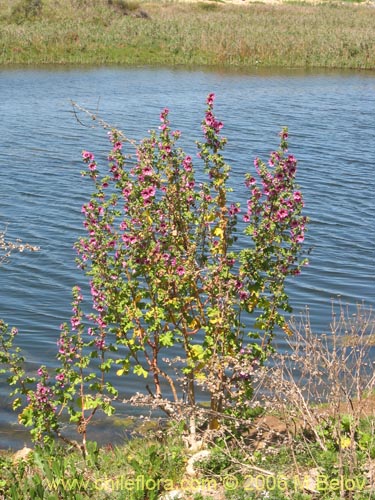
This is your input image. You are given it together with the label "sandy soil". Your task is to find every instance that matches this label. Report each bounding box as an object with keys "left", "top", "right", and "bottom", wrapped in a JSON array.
[
  {"left": 175, "top": 0, "right": 371, "bottom": 5},
  {"left": 176, "top": 0, "right": 286, "bottom": 3}
]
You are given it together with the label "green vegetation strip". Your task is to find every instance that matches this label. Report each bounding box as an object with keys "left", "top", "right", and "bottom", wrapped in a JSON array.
[{"left": 0, "top": 0, "right": 374, "bottom": 69}]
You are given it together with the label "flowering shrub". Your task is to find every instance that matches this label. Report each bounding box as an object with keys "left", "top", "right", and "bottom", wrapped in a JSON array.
[{"left": 0, "top": 94, "right": 307, "bottom": 451}]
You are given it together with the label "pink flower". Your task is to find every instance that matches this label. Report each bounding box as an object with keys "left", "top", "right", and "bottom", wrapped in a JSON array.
[
  {"left": 204, "top": 110, "right": 223, "bottom": 134},
  {"left": 229, "top": 204, "right": 240, "bottom": 216},
  {"left": 96, "top": 317, "right": 107, "bottom": 329},
  {"left": 160, "top": 108, "right": 169, "bottom": 122},
  {"left": 95, "top": 338, "right": 106, "bottom": 350},
  {"left": 141, "top": 186, "right": 156, "bottom": 200},
  {"left": 277, "top": 208, "right": 289, "bottom": 220},
  {"left": 235, "top": 280, "right": 243, "bottom": 290},
  {"left": 251, "top": 188, "right": 261, "bottom": 200},
  {"left": 71, "top": 316, "right": 81, "bottom": 330},
  {"left": 293, "top": 191, "right": 302, "bottom": 202},
  {"left": 207, "top": 93, "right": 215, "bottom": 106},
  {"left": 205, "top": 112, "right": 214, "bottom": 127},
  {"left": 286, "top": 155, "right": 297, "bottom": 174},
  {"left": 158, "top": 222, "right": 167, "bottom": 234},
  {"left": 245, "top": 176, "right": 256, "bottom": 187},
  {"left": 183, "top": 155, "right": 193, "bottom": 172},
  {"left": 142, "top": 166, "right": 153, "bottom": 176},
  {"left": 295, "top": 234, "right": 305, "bottom": 243},
  {"left": 279, "top": 130, "right": 288, "bottom": 141},
  {"left": 122, "top": 234, "right": 138, "bottom": 246},
  {"left": 176, "top": 266, "right": 185, "bottom": 276},
  {"left": 122, "top": 186, "right": 132, "bottom": 199},
  {"left": 82, "top": 151, "right": 94, "bottom": 162},
  {"left": 253, "top": 158, "right": 261, "bottom": 169},
  {"left": 55, "top": 373, "right": 65, "bottom": 386}
]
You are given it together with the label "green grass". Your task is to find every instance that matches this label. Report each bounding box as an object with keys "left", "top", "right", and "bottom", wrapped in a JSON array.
[
  {"left": 3, "top": 413, "right": 375, "bottom": 500},
  {"left": 0, "top": 0, "right": 374, "bottom": 68},
  {"left": 0, "top": 432, "right": 188, "bottom": 499}
]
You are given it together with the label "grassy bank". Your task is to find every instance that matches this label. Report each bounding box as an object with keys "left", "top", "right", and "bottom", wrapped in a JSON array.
[
  {"left": 3, "top": 407, "right": 375, "bottom": 500},
  {"left": 0, "top": 0, "right": 374, "bottom": 69},
  {"left": 1, "top": 305, "right": 375, "bottom": 499}
]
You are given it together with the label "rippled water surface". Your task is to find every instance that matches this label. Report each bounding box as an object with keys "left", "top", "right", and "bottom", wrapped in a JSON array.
[{"left": 1, "top": 67, "right": 374, "bottom": 448}]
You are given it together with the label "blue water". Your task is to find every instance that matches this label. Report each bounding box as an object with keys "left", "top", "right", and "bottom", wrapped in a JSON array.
[{"left": 0, "top": 66, "right": 374, "bottom": 448}]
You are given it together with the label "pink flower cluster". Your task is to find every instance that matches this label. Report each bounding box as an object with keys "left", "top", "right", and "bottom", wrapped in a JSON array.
[
  {"left": 203, "top": 110, "right": 223, "bottom": 136},
  {"left": 57, "top": 330, "right": 77, "bottom": 361},
  {"left": 141, "top": 185, "right": 156, "bottom": 201},
  {"left": 34, "top": 383, "right": 53, "bottom": 406},
  {"left": 82, "top": 150, "right": 97, "bottom": 173}
]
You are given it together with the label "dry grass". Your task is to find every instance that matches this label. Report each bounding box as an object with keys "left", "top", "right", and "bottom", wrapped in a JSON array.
[{"left": 251, "top": 303, "right": 375, "bottom": 485}]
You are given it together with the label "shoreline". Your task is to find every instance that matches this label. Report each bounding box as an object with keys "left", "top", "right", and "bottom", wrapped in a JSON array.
[{"left": 0, "top": 0, "right": 374, "bottom": 69}]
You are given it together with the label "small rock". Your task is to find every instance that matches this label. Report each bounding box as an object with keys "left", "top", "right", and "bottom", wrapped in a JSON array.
[
  {"left": 302, "top": 467, "right": 322, "bottom": 493},
  {"left": 12, "top": 446, "right": 33, "bottom": 463},
  {"left": 186, "top": 449, "right": 211, "bottom": 476},
  {"left": 159, "top": 490, "right": 184, "bottom": 500}
]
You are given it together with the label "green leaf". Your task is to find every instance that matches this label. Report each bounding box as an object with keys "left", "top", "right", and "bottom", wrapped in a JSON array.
[
  {"left": 190, "top": 344, "right": 205, "bottom": 361},
  {"left": 159, "top": 331, "right": 174, "bottom": 347},
  {"left": 133, "top": 365, "right": 148, "bottom": 378},
  {"left": 12, "top": 397, "right": 22, "bottom": 410},
  {"left": 102, "top": 401, "right": 115, "bottom": 416},
  {"left": 99, "top": 359, "right": 114, "bottom": 372},
  {"left": 19, "top": 406, "right": 34, "bottom": 427},
  {"left": 76, "top": 395, "right": 100, "bottom": 410}
]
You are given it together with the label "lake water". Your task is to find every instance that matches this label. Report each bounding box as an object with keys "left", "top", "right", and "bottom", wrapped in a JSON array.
[{"left": 0, "top": 66, "right": 374, "bottom": 449}]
